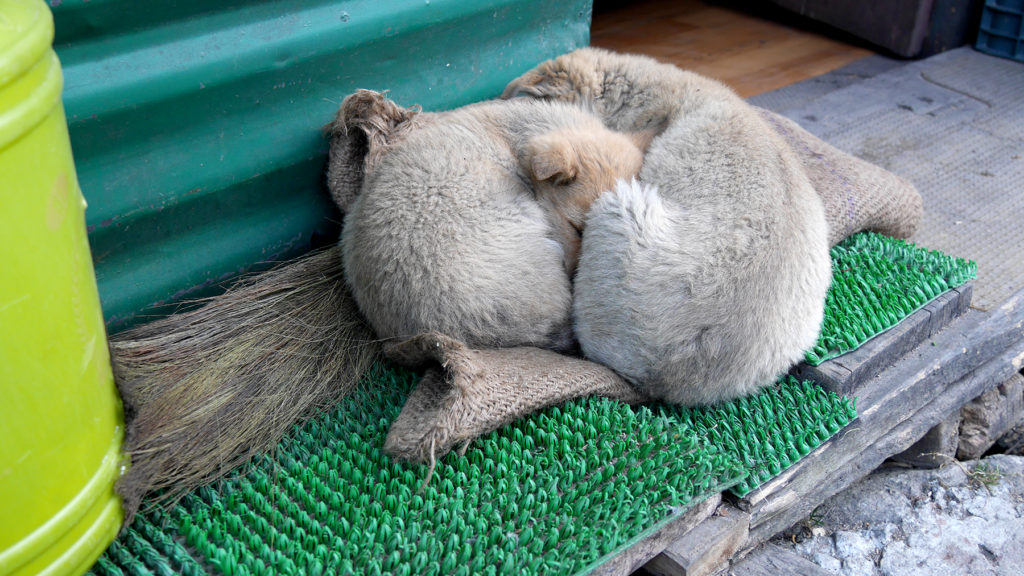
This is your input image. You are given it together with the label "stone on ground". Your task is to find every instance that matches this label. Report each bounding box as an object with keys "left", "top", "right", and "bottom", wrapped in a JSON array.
[{"left": 770, "top": 454, "right": 1024, "bottom": 576}]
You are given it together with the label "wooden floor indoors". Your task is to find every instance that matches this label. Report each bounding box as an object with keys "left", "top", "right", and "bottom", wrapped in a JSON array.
[{"left": 590, "top": 0, "right": 874, "bottom": 98}]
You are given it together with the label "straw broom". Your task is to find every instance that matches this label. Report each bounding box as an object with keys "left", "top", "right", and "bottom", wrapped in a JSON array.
[
  {"left": 108, "top": 91, "right": 414, "bottom": 524},
  {"left": 109, "top": 247, "right": 379, "bottom": 523}
]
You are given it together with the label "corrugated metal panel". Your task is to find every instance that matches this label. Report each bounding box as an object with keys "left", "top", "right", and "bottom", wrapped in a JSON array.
[{"left": 50, "top": 0, "right": 593, "bottom": 330}]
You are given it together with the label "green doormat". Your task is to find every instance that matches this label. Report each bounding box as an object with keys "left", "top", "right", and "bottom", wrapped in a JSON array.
[
  {"left": 88, "top": 231, "right": 972, "bottom": 575},
  {"left": 670, "top": 377, "right": 857, "bottom": 497},
  {"left": 90, "top": 369, "right": 856, "bottom": 576},
  {"left": 805, "top": 232, "right": 977, "bottom": 365},
  {"left": 91, "top": 371, "right": 855, "bottom": 576},
  {"left": 91, "top": 366, "right": 748, "bottom": 576}
]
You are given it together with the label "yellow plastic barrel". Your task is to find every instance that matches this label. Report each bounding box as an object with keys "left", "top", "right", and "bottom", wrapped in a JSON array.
[{"left": 0, "top": 1, "right": 125, "bottom": 575}]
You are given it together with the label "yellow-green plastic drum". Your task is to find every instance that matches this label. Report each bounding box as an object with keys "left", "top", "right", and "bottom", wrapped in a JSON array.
[{"left": 0, "top": 1, "right": 124, "bottom": 574}]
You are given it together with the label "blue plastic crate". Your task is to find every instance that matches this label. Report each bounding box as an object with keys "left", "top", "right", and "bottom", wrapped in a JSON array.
[{"left": 976, "top": 0, "right": 1024, "bottom": 61}]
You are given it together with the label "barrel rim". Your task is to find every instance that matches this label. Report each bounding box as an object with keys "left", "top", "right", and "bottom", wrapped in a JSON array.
[{"left": 0, "top": 0, "right": 55, "bottom": 89}]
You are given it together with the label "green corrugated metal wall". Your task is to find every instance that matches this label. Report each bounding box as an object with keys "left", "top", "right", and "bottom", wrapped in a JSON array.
[{"left": 50, "top": 0, "right": 592, "bottom": 330}]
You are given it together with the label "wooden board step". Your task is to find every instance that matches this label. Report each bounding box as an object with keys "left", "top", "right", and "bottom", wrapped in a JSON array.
[
  {"left": 640, "top": 287, "right": 1024, "bottom": 576},
  {"left": 727, "top": 543, "right": 837, "bottom": 576},
  {"left": 791, "top": 283, "right": 974, "bottom": 396}
]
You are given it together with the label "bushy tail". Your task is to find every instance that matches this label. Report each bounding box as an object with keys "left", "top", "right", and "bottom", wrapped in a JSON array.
[{"left": 111, "top": 247, "right": 379, "bottom": 524}]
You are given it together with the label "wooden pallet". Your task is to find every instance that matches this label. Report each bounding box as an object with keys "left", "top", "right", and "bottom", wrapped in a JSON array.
[
  {"left": 791, "top": 284, "right": 974, "bottom": 395},
  {"left": 644, "top": 287, "right": 1024, "bottom": 575},
  {"left": 578, "top": 282, "right": 1024, "bottom": 576}
]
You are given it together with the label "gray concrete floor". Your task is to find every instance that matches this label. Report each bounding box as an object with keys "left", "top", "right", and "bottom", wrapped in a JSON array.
[{"left": 750, "top": 47, "right": 1024, "bottom": 313}]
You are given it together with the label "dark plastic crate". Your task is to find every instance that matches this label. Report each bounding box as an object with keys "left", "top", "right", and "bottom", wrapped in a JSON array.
[{"left": 976, "top": 0, "right": 1024, "bottom": 61}]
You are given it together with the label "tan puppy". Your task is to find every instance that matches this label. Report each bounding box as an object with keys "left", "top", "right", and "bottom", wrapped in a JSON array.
[
  {"left": 523, "top": 127, "right": 647, "bottom": 275},
  {"left": 505, "top": 49, "right": 832, "bottom": 405},
  {"left": 330, "top": 91, "right": 648, "bottom": 352}
]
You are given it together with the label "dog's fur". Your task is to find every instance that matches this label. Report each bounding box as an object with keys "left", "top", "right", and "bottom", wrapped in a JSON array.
[
  {"left": 524, "top": 127, "right": 647, "bottom": 275},
  {"left": 333, "top": 91, "right": 646, "bottom": 351},
  {"left": 505, "top": 48, "right": 833, "bottom": 405}
]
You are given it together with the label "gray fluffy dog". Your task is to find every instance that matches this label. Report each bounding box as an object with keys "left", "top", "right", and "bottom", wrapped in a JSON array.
[
  {"left": 504, "top": 48, "right": 833, "bottom": 405},
  {"left": 330, "top": 90, "right": 646, "bottom": 352}
]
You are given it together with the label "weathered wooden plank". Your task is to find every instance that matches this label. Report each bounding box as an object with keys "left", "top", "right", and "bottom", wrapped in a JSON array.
[
  {"left": 644, "top": 504, "right": 750, "bottom": 576},
  {"left": 727, "top": 543, "right": 836, "bottom": 576},
  {"left": 744, "top": 286, "right": 1023, "bottom": 509},
  {"left": 929, "top": 284, "right": 974, "bottom": 334},
  {"left": 743, "top": 335, "right": 1024, "bottom": 547},
  {"left": 889, "top": 412, "right": 962, "bottom": 468},
  {"left": 734, "top": 288, "right": 1024, "bottom": 541},
  {"left": 957, "top": 372, "right": 1024, "bottom": 459},
  {"left": 739, "top": 309, "right": 982, "bottom": 513},
  {"left": 588, "top": 493, "right": 721, "bottom": 576},
  {"left": 791, "top": 283, "right": 974, "bottom": 395},
  {"left": 789, "top": 360, "right": 853, "bottom": 395}
]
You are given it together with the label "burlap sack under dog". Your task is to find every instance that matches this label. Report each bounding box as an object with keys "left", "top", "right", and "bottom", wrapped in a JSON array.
[
  {"left": 756, "top": 107, "right": 923, "bottom": 246},
  {"left": 382, "top": 332, "right": 647, "bottom": 468},
  {"left": 378, "top": 107, "right": 924, "bottom": 466}
]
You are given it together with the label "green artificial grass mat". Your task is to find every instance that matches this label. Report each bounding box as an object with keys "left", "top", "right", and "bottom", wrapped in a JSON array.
[
  {"left": 670, "top": 377, "right": 857, "bottom": 497},
  {"left": 91, "top": 371, "right": 854, "bottom": 576},
  {"left": 90, "top": 366, "right": 749, "bottom": 576},
  {"left": 89, "top": 371, "right": 854, "bottom": 576},
  {"left": 89, "top": 231, "right": 974, "bottom": 575},
  {"left": 804, "top": 232, "right": 976, "bottom": 365}
]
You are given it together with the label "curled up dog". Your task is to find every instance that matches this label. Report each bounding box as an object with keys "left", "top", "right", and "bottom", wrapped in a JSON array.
[
  {"left": 505, "top": 48, "right": 834, "bottom": 405},
  {"left": 331, "top": 90, "right": 650, "bottom": 351}
]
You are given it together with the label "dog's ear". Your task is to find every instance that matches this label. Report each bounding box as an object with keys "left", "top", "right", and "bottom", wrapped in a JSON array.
[
  {"left": 526, "top": 133, "right": 578, "bottom": 185},
  {"left": 324, "top": 90, "right": 421, "bottom": 213},
  {"left": 502, "top": 61, "right": 572, "bottom": 100}
]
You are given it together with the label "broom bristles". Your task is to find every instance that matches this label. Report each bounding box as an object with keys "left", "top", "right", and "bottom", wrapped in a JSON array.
[{"left": 110, "top": 246, "right": 380, "bottom": 524}]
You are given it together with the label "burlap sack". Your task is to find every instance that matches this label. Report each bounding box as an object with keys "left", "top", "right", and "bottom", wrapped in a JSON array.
[
  {"left": 383, "top": 333, "right": 646, "bottom": 468},
  {"left": 383, "top": 111, "right": 924, "bottom": 465},
  {"left": 757, "top": 108, "right": 923, "bottom": 246}
]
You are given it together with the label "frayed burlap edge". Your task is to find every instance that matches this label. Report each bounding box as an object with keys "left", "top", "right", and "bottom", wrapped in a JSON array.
[{"left": 382, "top": 333, "right": 648, "bottom": 471}]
